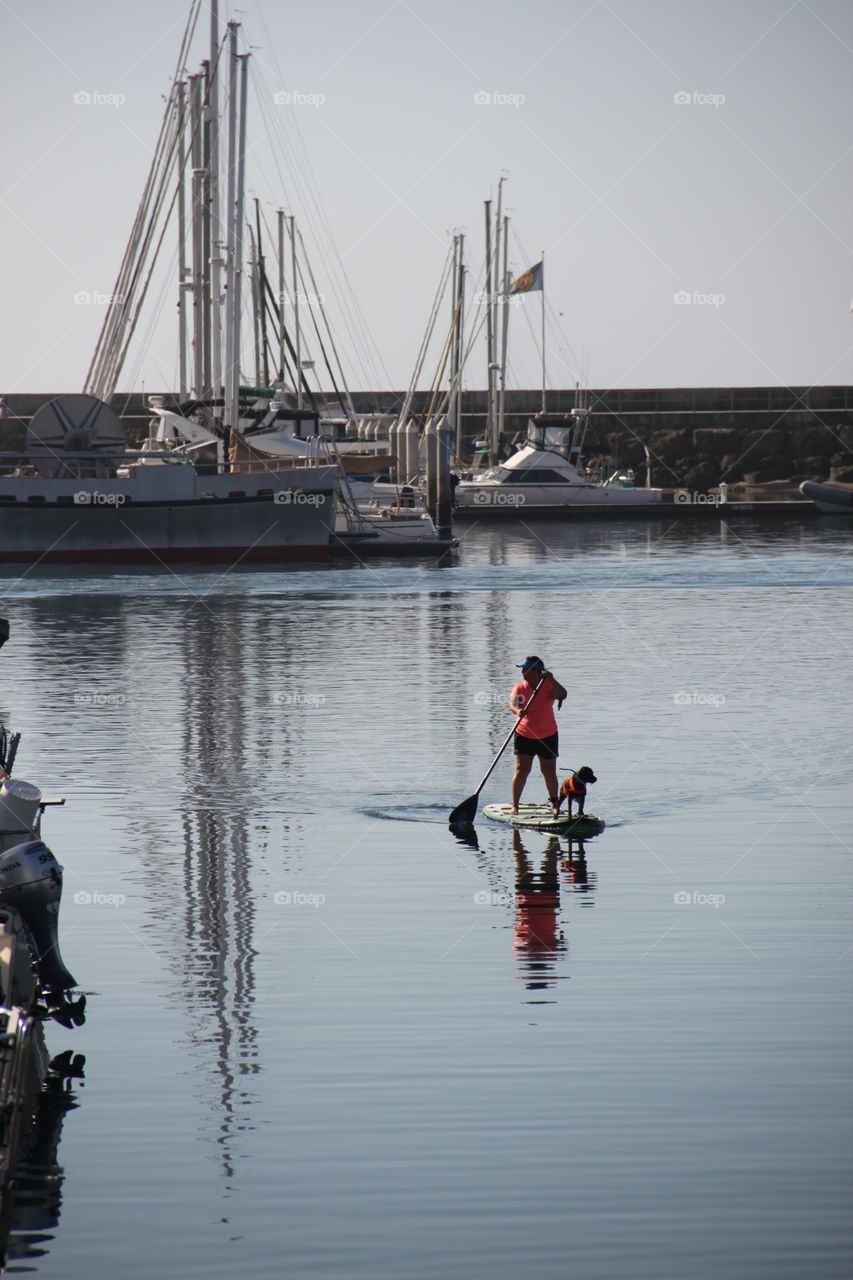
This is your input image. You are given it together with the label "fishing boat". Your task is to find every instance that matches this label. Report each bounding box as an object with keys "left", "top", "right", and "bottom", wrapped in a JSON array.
[
  {"left": 799, "top": 480, "right": 853, "bottom": 514},
  {"left": 453, "top": 410, "right": 662, "bottom": 514}
]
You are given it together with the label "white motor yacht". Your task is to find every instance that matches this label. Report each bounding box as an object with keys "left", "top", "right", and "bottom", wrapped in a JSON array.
[{"left": 453, "top": 412, "right": 662, "bottom": 514}]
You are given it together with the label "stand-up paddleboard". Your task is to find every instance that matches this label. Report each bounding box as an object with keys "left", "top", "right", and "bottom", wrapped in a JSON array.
[{"left": 483, "top": 804, "right": 605, "bottom": 836}]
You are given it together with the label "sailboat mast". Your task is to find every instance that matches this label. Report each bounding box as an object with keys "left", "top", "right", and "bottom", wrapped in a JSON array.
[
  {"left": 224, "top": 25, "right": 248, "bottom": 434},
  {"left": 176, "top": 80, "right": 189, "bottom": 399},
  {"left": 448, "top": 234, "right": 460, "bottom": 455},
  {"left": 254, "top": 200, "right": 270, "bottom": 386},
  {"left": 484, "top": 199, "right": 494, "bottom": 467},
  {"left": 455, "top": 232, "right": 465, "bottom": 460},
  {"left": 540, "top": 249, "right": 546, "bottom": 414},
  {"left": 492, "top": 177, "right": 503, "bottom": 457},
  {"left": 189, "top": 72, "right": 205, "bottom": 398},
  {"left": 208, "top": 0, "right": 223, "bottom": 400},
  {"left": 248, "top": 225, "right": 260, "bottom": 385},
  {"left": 277, "top": 209, "right": 286, "bottom": 387},
  {"left": 498, "top": 213, "right": 509, "bottom": 442},
  {"left": 233, "top": 53, "right": 250, "bottom": 402},
  {"left": 290, "top": 215, "right": 302, "bottom": 410},
  {"left": 201, "top": 59, "right": 213, "bottom": 397}
]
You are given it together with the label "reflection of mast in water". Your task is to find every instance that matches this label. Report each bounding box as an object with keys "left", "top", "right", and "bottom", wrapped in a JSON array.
[
  {"left": 512, "top": 831, "right": 566, "bottom": 997},
  {"left": 175, "top": 609, "right": 262, "bottom": 1184}
]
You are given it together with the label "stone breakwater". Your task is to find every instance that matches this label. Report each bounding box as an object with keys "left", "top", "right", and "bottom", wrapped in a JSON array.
[
  {"left": 598, "top": 422, "right": 853, "bottom": 491},
  {"left": 2, "top": 386, "right": 851, "bottom": 491}
]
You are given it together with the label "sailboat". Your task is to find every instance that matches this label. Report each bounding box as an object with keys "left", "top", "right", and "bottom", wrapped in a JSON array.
[
  {"left": 454, "top": 194, "right": 662, "bottom": 514},
  {"left": 0, "top": 4, "right": 345, "bottom": 565}
]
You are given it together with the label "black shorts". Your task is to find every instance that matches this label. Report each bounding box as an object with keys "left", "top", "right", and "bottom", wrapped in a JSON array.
[{"left": 514, "top": 732, "right": 558, "bottom": 760}]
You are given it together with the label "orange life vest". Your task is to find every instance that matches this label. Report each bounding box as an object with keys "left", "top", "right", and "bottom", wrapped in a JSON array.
[{"left": 560, "top": 773, "right": 585, "bottom": 800}]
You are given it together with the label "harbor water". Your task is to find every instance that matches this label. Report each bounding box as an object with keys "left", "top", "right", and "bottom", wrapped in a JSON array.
[{"left": 1, "top": 516, "right": 851, "bottom": 1279}]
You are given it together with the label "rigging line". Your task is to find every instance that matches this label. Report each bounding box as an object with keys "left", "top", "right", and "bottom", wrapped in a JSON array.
[
  {"left": 122, "top": 237, "right": 182, "bottom": 395},
  {"left": 510, "top": 220, "right": 583, "bottom": 382},
  {"left": 88, "top": 102, "right": 179, "bottom": 393},
  {"left": 258, "top": 270, "right": 320, "bottom": 409},
  {"left": 95, "top": 21, "right": 232, "bottom": 399},
  {"left": 245, "top": 57, "right": 388, "bottom": 391},
  {"left": 255, "top": 202, "right": 312, "bottom": 396},
  {"left": 87, "top": 0, "right": 204, "bottom": 394},
  {"left": 247, "top": 86, "right": 380, "bottom": 391},
  {"left": 101, "top": 113, "right": 183, "bottom": 397},
  {"left": 245, "top": 3, "right": 392, "bottom": 387},
  {"left": 296, "top": 228, "right": 354, "bottom": 415},
  {"left": 396, "top": 241, "right": 454, "bottom": 427},
  {"left": 112, "top": 175, "right": 185, "bottom": 400}
]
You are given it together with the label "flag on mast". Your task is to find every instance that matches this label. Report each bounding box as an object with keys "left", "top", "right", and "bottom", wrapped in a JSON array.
[{"left": 509, "top": 260, "right": 543, "bottom": 295}]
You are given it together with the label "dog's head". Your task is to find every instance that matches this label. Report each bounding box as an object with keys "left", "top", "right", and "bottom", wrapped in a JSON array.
[{"left": 575, "top": 766, "right": 597, "bottom": 785}]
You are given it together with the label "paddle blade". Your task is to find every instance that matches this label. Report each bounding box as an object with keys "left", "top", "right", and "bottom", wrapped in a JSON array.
[{"left": 449, "top": 794, "right": 478, "bottom": 826}]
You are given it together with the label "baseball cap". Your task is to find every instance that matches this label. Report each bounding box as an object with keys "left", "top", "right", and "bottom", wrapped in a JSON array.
[{"left": 517, "top": 655, "right": 544, "bottom": 672}]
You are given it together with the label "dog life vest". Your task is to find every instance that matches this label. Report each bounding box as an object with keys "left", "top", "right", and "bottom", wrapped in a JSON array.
[{"left": 560, "top": 773, "right": 586, "bottom": 801}]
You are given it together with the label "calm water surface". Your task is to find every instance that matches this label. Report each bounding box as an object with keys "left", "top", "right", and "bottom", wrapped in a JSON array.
[{"left": 1, "top": 517, "right": 851, "bottom": 1279}]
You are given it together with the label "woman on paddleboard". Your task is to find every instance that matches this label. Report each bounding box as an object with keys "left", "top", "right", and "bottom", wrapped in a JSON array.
[{"left": 508, "top": 656, "right": 567, "bottom": 817}]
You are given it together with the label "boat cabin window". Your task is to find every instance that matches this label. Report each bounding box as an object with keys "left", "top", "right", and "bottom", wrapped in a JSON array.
[
  {"left": 526, "top": 421, "right": 574, "bottom": 459},
  {"left": 497, "top": 467, "right": 568, "bottom": 484}
]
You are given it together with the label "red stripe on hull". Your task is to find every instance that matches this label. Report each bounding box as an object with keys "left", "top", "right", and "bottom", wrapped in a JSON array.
[{"left": 0, "top": 544, "right": 330, "bottom": 565}]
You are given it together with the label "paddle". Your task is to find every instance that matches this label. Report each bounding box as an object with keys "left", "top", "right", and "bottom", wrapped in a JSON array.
[{"left": 449, "top": 676, "right": 546, "bottom": 826}]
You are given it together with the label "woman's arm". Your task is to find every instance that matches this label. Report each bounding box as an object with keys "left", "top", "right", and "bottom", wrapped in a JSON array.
[{"left": 543, "top": 670, "right": 567, "bottom": 701}]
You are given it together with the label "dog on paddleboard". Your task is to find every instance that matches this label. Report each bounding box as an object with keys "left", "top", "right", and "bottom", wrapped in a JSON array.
[{"left": 556, "top": 766, "right": 597, "bottom": 817}]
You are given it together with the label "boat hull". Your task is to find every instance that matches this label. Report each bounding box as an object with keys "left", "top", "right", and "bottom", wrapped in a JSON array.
[
  {"left": 799, "top": 480, "right": 853, "bottom": 514},
  {"left": 454, "top": 483, "right": 662, "bottom": 513},
  {"left": 0, "top": 466, "right": 338, "bottom": 564}
]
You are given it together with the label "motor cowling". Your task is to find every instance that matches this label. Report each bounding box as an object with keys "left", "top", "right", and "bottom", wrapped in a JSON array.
[{"left": 0, "top": 839, "right": 76, "bottom": 993}]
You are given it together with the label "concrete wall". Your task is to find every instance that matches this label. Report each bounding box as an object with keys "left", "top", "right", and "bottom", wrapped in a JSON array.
[{"left": 2, "top": 387, "right": 851, "bottom": 487}]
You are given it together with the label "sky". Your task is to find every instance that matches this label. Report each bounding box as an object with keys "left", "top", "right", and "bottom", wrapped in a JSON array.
[{"left": 1, "top": 0, "right": 851, "bottom": 395}]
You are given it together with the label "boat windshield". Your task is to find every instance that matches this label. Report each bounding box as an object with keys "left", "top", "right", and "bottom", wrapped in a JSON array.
[{"left": 526, "top": 420, "right": 574, "bottom": 459}]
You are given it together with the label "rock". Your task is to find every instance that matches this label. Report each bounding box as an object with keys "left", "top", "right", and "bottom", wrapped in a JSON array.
[
  {"left": 741, "top": 452, "right": 792, "bottom": 483},
  {"left": 649, "top": 431, "right": 690, "bottom": 464},
  {"left": 691, "top": 427, "right": 740, "bottom": 456},
  {"left": 829, "top": 463, "right": 853, "bottom": 483},
  {"left": 682, "top": 458, "right": 722, "bottom": 490}
]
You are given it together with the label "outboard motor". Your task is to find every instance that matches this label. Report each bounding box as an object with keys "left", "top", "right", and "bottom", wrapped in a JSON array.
[{"left": 0, "top": 839, "right": 76, "bottom": 993}]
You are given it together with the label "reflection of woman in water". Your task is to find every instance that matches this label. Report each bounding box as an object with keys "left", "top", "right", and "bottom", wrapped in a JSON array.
[{"left": 512, "top": 832, "right": 566, "bottom": 990}]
